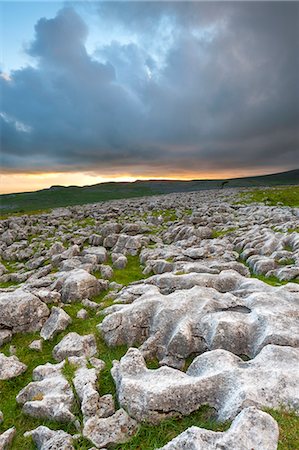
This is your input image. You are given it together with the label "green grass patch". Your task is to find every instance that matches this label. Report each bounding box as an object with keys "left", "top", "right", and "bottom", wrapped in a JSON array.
[
  {"left": 211, "top": 227, "right": 238, "bottom": 238},
  {"left": 267, "top": 409, "right": 299, "bottom": 450},
  {"left": 239, "top": 186, "right": 299, "bottom": 207},
  {"left": 111, "top": 255, "right": 148, "bottom": 286},
  {"left": 0, "top": 280, "right": 20, "bottom": 288}
]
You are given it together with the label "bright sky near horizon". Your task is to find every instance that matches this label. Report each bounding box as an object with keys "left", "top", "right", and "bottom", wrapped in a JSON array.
[{"left": 1, "top": 1, "right": 299, "bottom": 193}]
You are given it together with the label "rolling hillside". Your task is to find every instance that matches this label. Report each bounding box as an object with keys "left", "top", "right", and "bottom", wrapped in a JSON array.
[{"left": 1, "top": 169, "right": 298, "bottom": 215}]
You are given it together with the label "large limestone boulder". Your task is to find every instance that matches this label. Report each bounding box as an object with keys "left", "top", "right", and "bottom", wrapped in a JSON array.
[
  {"left": 112, "top": 345, "right": 299, "bottom": 423},
  {"left": 52, "top": 332, "right": 97, "bottom": 362},
  {"left": 0, "top": 289, "right": 49, "bottom": 333},
  {"left": 0, "top": 353, "right": 27, "bottom": 380},
  {"left": 100, "top": 273, "right": 299, "bottom": 367},
  {"left": 158, "top": 407, "right": 278, "bottom": 450},
  {"left": 61, "top": 269, "right": 102, "bottom": 302}
]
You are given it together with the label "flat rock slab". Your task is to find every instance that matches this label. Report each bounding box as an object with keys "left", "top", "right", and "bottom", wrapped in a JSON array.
[
  {"left": 52, "top": 332, "right": 97, "bottom": 362},
  {"left": 0, "top": 353, "right": 27, "bottom": 380},
  {"left": 158, "top": 407, "right": 278, "bottom": 450},
  {"left": 112, "top": 345, "right": 299, "bottom": 423}
]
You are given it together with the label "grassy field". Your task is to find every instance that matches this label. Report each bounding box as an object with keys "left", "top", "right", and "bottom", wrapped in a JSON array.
[
  {"left": 1, "top": 169, "right": 298, "bottom": 216},
  {"left": 239, "top": 185, "right": 299, "bottom": 207}
]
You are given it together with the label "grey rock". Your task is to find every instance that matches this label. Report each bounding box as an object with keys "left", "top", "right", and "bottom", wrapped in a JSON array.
[
  {"left": 0, "top": 353, "right": 27, "bottom": 380},
  {"left": 16, "top": 364, "right": 75, "bottom": 422},
  {"left": 112, "top": 255, "right": 127, "bottom": 269},
  {"left": 24, "top": 426, "right": 74, "bottom": 450},
  {"left": 159, "top": 407, "right": 278, "bottom": 450},
  {"left": 0, "top": 427, "right": 16, "bottom": 450},
  {"left": 61, "top": 269, "right": 102, "bottom": 302},
  {"left": 112, "top": 345, "right": 299, "bottom": 423},
  {"left": 0, "top": 289, "right": 49, "bottom": 333},
  {"left": 83, "top": 409, "right": 138, "bottom": 448},
  {"left": 82, "top": 247, "right": 107, "bottom": 263},
  {"left": 40, "top": 307, "right": 72, "bottom": 341},
  {"left": 29, "top": 339, "right": 43, "bottom": 352},
  {"left": 77, "top": 308, "right": 88, "bottom": 319},
  {"left": 0, "top": 330, "right": 12, "bottom": 348},
  {"left": 52, "top": 332, "right": 97, "bottom": 362}
]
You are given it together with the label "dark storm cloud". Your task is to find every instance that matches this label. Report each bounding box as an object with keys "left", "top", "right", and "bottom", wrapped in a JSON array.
[{"left": 1, "top": 2, "right": 299, "bottom": 176}]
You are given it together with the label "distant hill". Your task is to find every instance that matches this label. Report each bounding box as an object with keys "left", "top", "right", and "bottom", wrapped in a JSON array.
[{"left": 1, "top": 169, "right": 298, "bottom": 215}]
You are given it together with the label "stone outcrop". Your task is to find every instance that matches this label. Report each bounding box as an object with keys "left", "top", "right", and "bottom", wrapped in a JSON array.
[
  {"left": 112, "top": 345, "right": 299, "bottom": 423},
  {"left": 158, "top": 407, "right": 279, "bottom": 450}
]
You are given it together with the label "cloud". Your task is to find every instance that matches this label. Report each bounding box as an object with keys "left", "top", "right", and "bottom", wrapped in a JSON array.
[{"left": 1, "top": 2, "right": 298, "bottom": 178}]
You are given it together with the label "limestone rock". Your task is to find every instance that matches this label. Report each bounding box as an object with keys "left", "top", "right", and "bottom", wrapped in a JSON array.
[
  {"left": 0, "top": 353, "right": 27, "bottom": 380},
  {"left": 0, "top": 289, "right": 49, "bottom": 333},
  {"left": 82, "top": 247, "right": 107, "bottom": 263},
  {"left": 0, "top": 427, "right": 16, "bottom": 450},
  {"left": 16, "top": 362, "right": 75, "bottom": 422},
  {"left": 52, "top": 332, "right": 97, "bottom": 362},
  {"left": 0, "top": 330, "right": 12, "bottom": 348},
  {"left": 83, "top": 409, "right": 138, "bottom": 448},
  {"left": 29, "top": 339, "right": 43, "bottom": 352},
  {"left": 158, "top": 407, "right": 278, "bottom": 450},
  {"left": 112, "top": 345, "right": 299, "bottom": 423},
  {"left": 61, "top": 269, "right": 102, "bottom": 302},
  {"left": 77, "top": 308, "right": 88, "bottom": 319},
  {"left": 100, "top": 272, "right": 299, "bottom": 367},
  {"left": 24, "top": 426, "right": 74, "bottom": 450},
  {"left": 40, "top": 307, "right": 72, "bottom": 340}
]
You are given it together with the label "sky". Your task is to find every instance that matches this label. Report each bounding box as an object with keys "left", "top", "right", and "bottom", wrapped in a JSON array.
[{"left": 0, "top": 1, "right": 299, "bottom": 194}]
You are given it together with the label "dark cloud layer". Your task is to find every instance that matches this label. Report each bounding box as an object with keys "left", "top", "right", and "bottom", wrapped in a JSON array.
[{"left": 1, "top": 2, "right": 299, "bottom": 176}]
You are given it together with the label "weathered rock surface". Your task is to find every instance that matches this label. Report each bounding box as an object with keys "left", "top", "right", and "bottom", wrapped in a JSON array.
[
  {"left": 24, "top": 426, "right": 75, "bottom": 450},
  {"left": 83, "top": 408, "right": 138, "bottom": 448},
  {"left": 60, "top": 269, "right": 102, "bottom": 302},
  {"left": 0, "top": 330, "right": 12, "bottom": 348},
  {"left": 0, "top": 427, "right": 16, "bottom": 450},
  {"left": 16, "top": 361, "right": 75, "bottom": 422},
  {"left": 40, "top": 307, "right": 72, "bottom": 340},
  {"left": 100, "top": 270, "right": 299, "bottom": 367},
  {"left": 112, "top": 345, "right": 299, "bottom": 423},
  {"left": 0, "top": 353, "right": 27, "bottom": 380},
  {"left": 158, "top": 407, "right": 278, "bottom": 450},
  {"left": 52, "top": 332, "right": 97, "bottom": 361},
  {"left": 0, "top": 290, "right": 49, "bottom": 333}
]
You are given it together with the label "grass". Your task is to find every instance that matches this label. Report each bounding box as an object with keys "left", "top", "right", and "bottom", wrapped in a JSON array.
[
  {"left": 267, "top": 409, "right": 299, "bottom": 450},
  {"left": 239, "top": 186, "right": 299, "bottom": 208},
  {"left": 151, "top": 209, "right": 177, "bottom": 222},
  {"left": 211, "top": 227, "right": 238, "bottom": 238}
]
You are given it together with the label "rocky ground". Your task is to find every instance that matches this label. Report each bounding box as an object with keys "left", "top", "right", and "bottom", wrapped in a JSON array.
[{"left": 0, "top": 187, "right": 298, "bottom": 449}]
